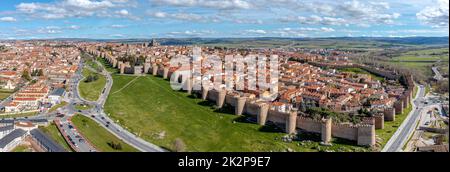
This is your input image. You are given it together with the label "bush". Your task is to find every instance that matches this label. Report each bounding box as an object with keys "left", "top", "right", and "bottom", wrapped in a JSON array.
[
  {"left": 85, "top": 74, "right": 99, "bottom": 83},
  {"left": 108, "top": 141, "right": 123, "bottom": 150}
]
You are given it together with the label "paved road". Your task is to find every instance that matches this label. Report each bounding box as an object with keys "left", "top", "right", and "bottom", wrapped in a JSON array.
[
  {"left": 432, "top": 67, "right": 445, "bottom": 81},
  {"left": 382, "top": 85, "right": 429, "bottom": 152}
]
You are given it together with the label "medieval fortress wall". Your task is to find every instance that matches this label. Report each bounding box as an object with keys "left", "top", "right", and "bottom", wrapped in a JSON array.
[{"left": 94, "top": 50, "right": 416, "bottom": 147}]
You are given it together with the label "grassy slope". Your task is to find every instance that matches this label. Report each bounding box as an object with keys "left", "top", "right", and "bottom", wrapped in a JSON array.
[
  {"left": 338, "top": 68, "right": 385, "bottom": 81},
  {"left": 377, "top": 105, "right": 413, "bottom": 147},
  {"left": 39, "top": 123, "right": 73, "bottom": 151},
  {"left": 78, "top": 68, "right": 106, "bottom": 101},
  {"left": 0, "top": 112, "right": 38, "bottom": 119},
  {"left": 71, "top": 114, "right": 138, "bottom": 152},
  {"left": 11, "top": 144, "right": 32, "bottom": 152},
  {"left": 48, "top": 101, "right": 68, "bottom": 113},
  {"left": 104, "top": 75, "right": 368, "bottom": 152},
  {"left": 74, "top": 104, "right": 93, "bottom": 111},
  {"left": 0, "top": 92, "right": 11, "bottom": 100}
]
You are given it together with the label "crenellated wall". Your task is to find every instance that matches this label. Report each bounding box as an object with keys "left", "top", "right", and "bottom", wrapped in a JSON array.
[
  {"left": 332, "top": 123, "right": 358, "bottom": 141},
  {"left": 374, "top": 114, "right": 384, "bottom": 129},
  {"left": 384, "top": 108, "right": 396, "bottom": 121},
  {"left": 101, "top": 56, "right": 381, "bottom": 147}
]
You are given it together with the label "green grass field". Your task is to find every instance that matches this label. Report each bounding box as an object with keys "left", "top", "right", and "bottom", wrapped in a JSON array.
[
  {"left": 98, "top": 57, "right": 119, "bottom": 74},
  {"left": 104, "top": 75, "right": 369, "bottom": 152},
  {"left": 85, "top": 60, "right": 100, "bottom": 70},
  {"left": 0, "top": 89, "right": 14, "bottom": 100},
  {"left": 0, "top": 92, "right": 11, "bottom": 100},
  {"left": 338, "top": 68, "right": 385, "bottom": 81},
  {"left": 74, "top": 104, "right": 93, "bottom": 111},
  {"left": 11, "top": 144, "right": 32, "bottom": 152},
  {"left": 389, "top": 61, "right": 434, "bottom": 78},
  {"left": 39, "top": 123, "right": 73, "bottom": 151},
  {"left": 0, "top": 111, "right": 38, "bottom": 119},
  {"left": 71, "top": 114, "right": 138, "bottom": 152},
  {"left": 48, "top": 101, "right": 68, "bottom": 113},
  {"left": 78, "top": 68, "right": 106, "bottom": 101},
  {"left": 392, "top": 48, "right": 449, "bottom": 62}
]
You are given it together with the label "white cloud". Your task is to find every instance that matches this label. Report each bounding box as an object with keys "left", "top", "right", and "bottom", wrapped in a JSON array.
[
  {"left": 417, "top": 0, "right": 449, "bottom": 27},
  {"left": 281, "top": 15, "right": 347, "bottom": 26},
  {"left": 16, "top": 0, "right": 132, "bottom": 19},
  {"left": 166, "top": 30, "right": 216, "bottom": 37},
  {"left": 111, "top": 24, "right": 127, "bottom": 28},
  {"left": 0, "top": 17, "right": 17, "bottom": 22},
  {"left": 148, "top": 11, "right": 221, "bottom": 22},
  {"left": 244, "top": 29, "right": 267, "bottom": 34},
  {"left": 151, "top": 0, "right": 253, "bottom": 10},
  {"left": 69, "top": 25, "right": 81, "bottom": 29},
  {"left": 115, "top": 9, "right": 129, "bottom": 16}
]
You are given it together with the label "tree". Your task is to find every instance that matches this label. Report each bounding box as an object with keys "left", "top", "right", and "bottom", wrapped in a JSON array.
[
  {"left": 108, "top": 141, "right": 123, "bottom": 150},
  {"left": 38, "top": 69, "right": 44, "bottom": 76},
  {"left": 173, "top": 138, "right": 186, "bottom": 152},
  {"left": 21, "top": 70, "right": 31, "bottom": 81}
]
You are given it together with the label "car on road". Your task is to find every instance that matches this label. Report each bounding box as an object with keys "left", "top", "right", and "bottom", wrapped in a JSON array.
[{"left": 105, "top": 124, "right": 109, "bottom": 127}]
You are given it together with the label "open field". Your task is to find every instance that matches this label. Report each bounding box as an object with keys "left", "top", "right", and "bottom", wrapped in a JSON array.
[
  {"left": 78, "top": 67, "right": 106, "bottom": 101},
  {"left": 39, "top": 123, "right": 73, "bottom": 151},
  {"left": 389, "top": 61, "right": 435, "bottom": 78},
  {"left": 104, "top": 75, "right": 369, "bottom": 152},
  {"left": 71, "top": 114, "right": 138, "bottom": 152},
  {"left": 393, "top": 48, "right": 449, "bottom": 62}
]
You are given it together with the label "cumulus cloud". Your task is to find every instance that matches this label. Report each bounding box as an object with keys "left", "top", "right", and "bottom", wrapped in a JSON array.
[
  {"left": 115, "top": 9, "right": 129, "bottom": 16},
  {"left": 0, "top": 17, "right": 17, "bottom": 22},
  {"left": 166, "top": 30, "right": 216, "bottom": 37},
  {"left": 278, "top": 1, "right": 400, "bottom": 27},
  {"left": 111, "top": 24, "right": 127, "bottom": 28},
  {"left": 150, "top": 0, "right": 253, "bottom": 10},
  {"left": 243, "top": 29, "right": 267, "bottom": 35},
  {"left": 69, "top": 25, "right": 81, "bottom": 30},
  {"left": 238, "top": 27, "right": 336, "bottom": 37},
  {"left": 16, "top": 0, "right": 132, "bottom": 19},
  {"left": 280, "top": 15, "right": 347, "bottom": 26},
  {"left": 416, "top": 0, "right": 449, "bottom": 27},
  {"left": 147, "top": 11, "right": 221, "bottom": 23}
]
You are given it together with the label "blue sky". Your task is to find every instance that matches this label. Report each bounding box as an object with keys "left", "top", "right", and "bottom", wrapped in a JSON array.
[{"left": 0, "top": 0, "right": 448, "bottom": 39}]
